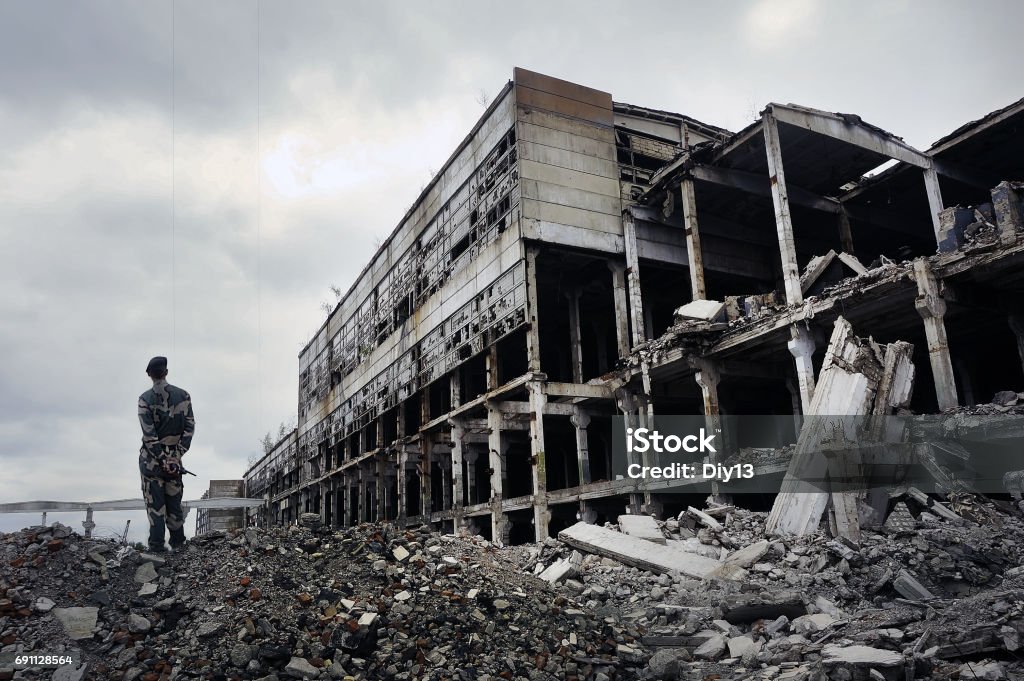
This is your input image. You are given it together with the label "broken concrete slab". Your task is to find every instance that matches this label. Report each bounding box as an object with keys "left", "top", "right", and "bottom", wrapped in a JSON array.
[
  {"left": 703, "top": 562, "right": 749, "bottom": 582},
  {"left": 558, "top": 522, "right": 723, "bottom": 579},
  {"left": 617, "top": 514, "right": 666, "bottom": 544},
  {"left": 792, "top": 613, "right": 836, "bottom": 635},
  {"left": 905, "top": 487, "right": 962, "bottom": 521},
  {"left": 52, "top": 606, "right": 98, "bottom": 640},
  {"left": 538, "top": 558, "right": 577, "bottom": 584},
  {"left": 722, "top": 539, "right": 769, "bottom": 568},
  {"left": 800, "top": 249, "right": 868, "bottom": 295},
  {"left": 814, "top": 595, "right": 848, "bottom": 620},
  {"left": 726, "top": 635, "right": 756, "bottom": 658},
  {"left": 821, "top": 644, "right": 904, "bottom": 667},
  {"left": 693, "top": 633, "right": 726, "bottom": 660},
  {"left": 686, "top": 507, "right": 723, "bottom": 532},
  {"left": 674, "top": 299, "right": 726, "bottom": 322},
  {"left": 893, "top": 569, "right": 935, "bottom": 601}
]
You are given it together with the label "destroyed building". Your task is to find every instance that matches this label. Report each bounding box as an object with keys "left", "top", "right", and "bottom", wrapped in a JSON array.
[{"left": 242, "top": 67, "right": 1024, "bottom": 545}]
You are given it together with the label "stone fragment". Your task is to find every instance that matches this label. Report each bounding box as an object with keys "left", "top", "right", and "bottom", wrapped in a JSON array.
[
  {"left": 33, "top": 596, "right": 56, "bottom": 612},
  {"left": 197, "top": 622, "right": 224, "bottom": 638},
  {"left": 723, "top": 540, "right": 770, "bottom": 568},
  {"left": 231, "top": 644, "right": 255, "bottom": 667},
  {"left": 792, "top": 613, "right": 835, "bottom": 635},
  {"left": 137, "top": 582, "right": 158, "bottom": 597},
  {"left": 128, "top": 613, "right": 151, "bottom": 634},
  {"left": 727, "top": 635, "right": 756, "bottom": 658},
  {"left": 814, "top": 595, "right": 848, "bottom": 619},
  {"left": 392, "top": 545, "right": 410, "bottom": 562},
  {"left": 645, "top": 649, "right": 688, "bottom": 679},
  {"left": 285, "top": 656, "right": 320, "bottom": 678},
  {"left": 52, "top": 607, "right": 99, "bottom": 640},
  {"left": 134, "top": 562, "right": 158, "bottom": 583},
  {"left": 694, "top": 633, "right": 726, "bottom": 660}
]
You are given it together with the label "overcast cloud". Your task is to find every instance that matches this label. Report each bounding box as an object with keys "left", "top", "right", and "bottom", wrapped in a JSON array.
[{"left": 1, "top": 1, "right": 1021, "bottom": 542}]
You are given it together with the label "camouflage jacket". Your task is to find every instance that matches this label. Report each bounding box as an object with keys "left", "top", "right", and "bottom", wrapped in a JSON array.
[{"left": 138, "top": 379, "right": 195, "bottom": 460}]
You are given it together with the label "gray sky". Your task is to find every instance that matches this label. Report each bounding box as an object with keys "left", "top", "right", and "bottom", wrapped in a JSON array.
[{"left": 1, "top": 0, "right": 1021, "bottom": 542}]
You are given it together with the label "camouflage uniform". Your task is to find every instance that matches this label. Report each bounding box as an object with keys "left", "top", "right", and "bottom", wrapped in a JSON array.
[{"left": 138, "top": 379, "right": 195, "bottom": 550}]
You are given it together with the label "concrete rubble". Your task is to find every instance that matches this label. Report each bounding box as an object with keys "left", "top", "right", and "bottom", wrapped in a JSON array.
[{"left": 8, "top": 476, "right": 1024, "bottom": 679}]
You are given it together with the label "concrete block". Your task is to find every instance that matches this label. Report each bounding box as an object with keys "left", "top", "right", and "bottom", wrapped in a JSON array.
[
  {"left": 617, "top": 514, "right": 666, "bottom": 544},
  {"left": 674, "top": 299, "right": 726, "bottom": 322}
]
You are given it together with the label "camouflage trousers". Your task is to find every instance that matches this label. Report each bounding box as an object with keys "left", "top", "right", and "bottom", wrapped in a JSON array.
[{"left": 139, "top": 450, "right": 186, "bottom": 549}]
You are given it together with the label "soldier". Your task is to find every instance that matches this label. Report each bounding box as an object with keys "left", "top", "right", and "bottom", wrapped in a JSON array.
[{"left": 138, "top": 356, "right": 195, "bottom": 552}]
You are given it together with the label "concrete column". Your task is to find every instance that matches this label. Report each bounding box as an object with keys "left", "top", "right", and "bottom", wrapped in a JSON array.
[
  {"left": 487, "top": 402, "right": 507, "bottom": 544},
  {"left": 680, "top": 178, "right": 707, "bottom": 300},
  {"left": 571, "top": 407, "right": 592, "bottom": 486},
  {"left": 357, "top": 468, "right": 367, "bottom": 524},
  {"left": 788, "top": 324, "right": 816, "bottom": 414},
  {"left": 922, "top": 166, "right": 945, "bottom": 243},
  {"left": 486, "top": 344, "right": 499, "bottom": 391},
  {"left": 609, "top": 262, "right": 631, "bottom": 360},
  {"left": 528, "top": 381, "right": 549, "bottom": 541},
  {"left": 450, "top": 371, "right": 461, "bottom": 410},
  {"left": 375, "top": 455, "right": 386, "bottom": 523},
  {"left": 579, "top": 501, "right": 597, "bottom": 525},
  {"left": 1009, "top": 313, "right": 1024, "bottom": 375},
  {"left": 616, "top": 389, "right": 645, "bottom": 515},
  {"left": 450, "top": 420, "right": 465, "bottom": 528},
  {"left": 567, "top": 288, "right": 584, "bottom": 383},
  {"left": 525, "top": 246, "right": 543, "bottom": 373},
  {"left": 914, "top": 258, "right": 958, "bottom": 411},
  {"left": 838, "top": 208, "right": 855, "bottom": 255},
  {"left": 439, "top": 457, "right": 453, "bottom": 511},
  {"left": 623, "top": 211, "right": 647, "bottom": 345},
  {"left": 693, "top": 358, "right": 725, "bottom": 502},
  {"left": 464, "top": 449, "right": 479, "bottom": 505},
  {"left": 762, "top": 111, "right": 803, "bottom": 307},
  {"left": 419, "top": 435, "right": 433, "bottom": 520},
  {"left": 396, "top": 447, "right": 408, "bottom": 525}
]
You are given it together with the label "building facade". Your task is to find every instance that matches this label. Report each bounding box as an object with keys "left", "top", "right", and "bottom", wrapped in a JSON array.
[{"left": 243, "top": 68, "right": 1024, "bottom": 544}]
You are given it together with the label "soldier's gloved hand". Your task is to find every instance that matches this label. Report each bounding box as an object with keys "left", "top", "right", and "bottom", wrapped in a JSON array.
[{"left": 162, "top": 454, "right": 182, "bottom": 477}]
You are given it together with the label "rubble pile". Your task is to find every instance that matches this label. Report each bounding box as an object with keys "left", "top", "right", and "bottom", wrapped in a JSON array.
[
  {"left": 6, "top": 492, "right": 1024, "bottom": 680},
  {"left": 529, "top": 499, "right": 1024, "bottom": 680},
  {"left": 1, "top": 519, "right": 648, "bottom": 680}
]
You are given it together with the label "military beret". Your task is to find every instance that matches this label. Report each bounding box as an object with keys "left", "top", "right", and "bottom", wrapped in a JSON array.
[{"left": 146, "top": 356, "right": 168, "bottom": 374}]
